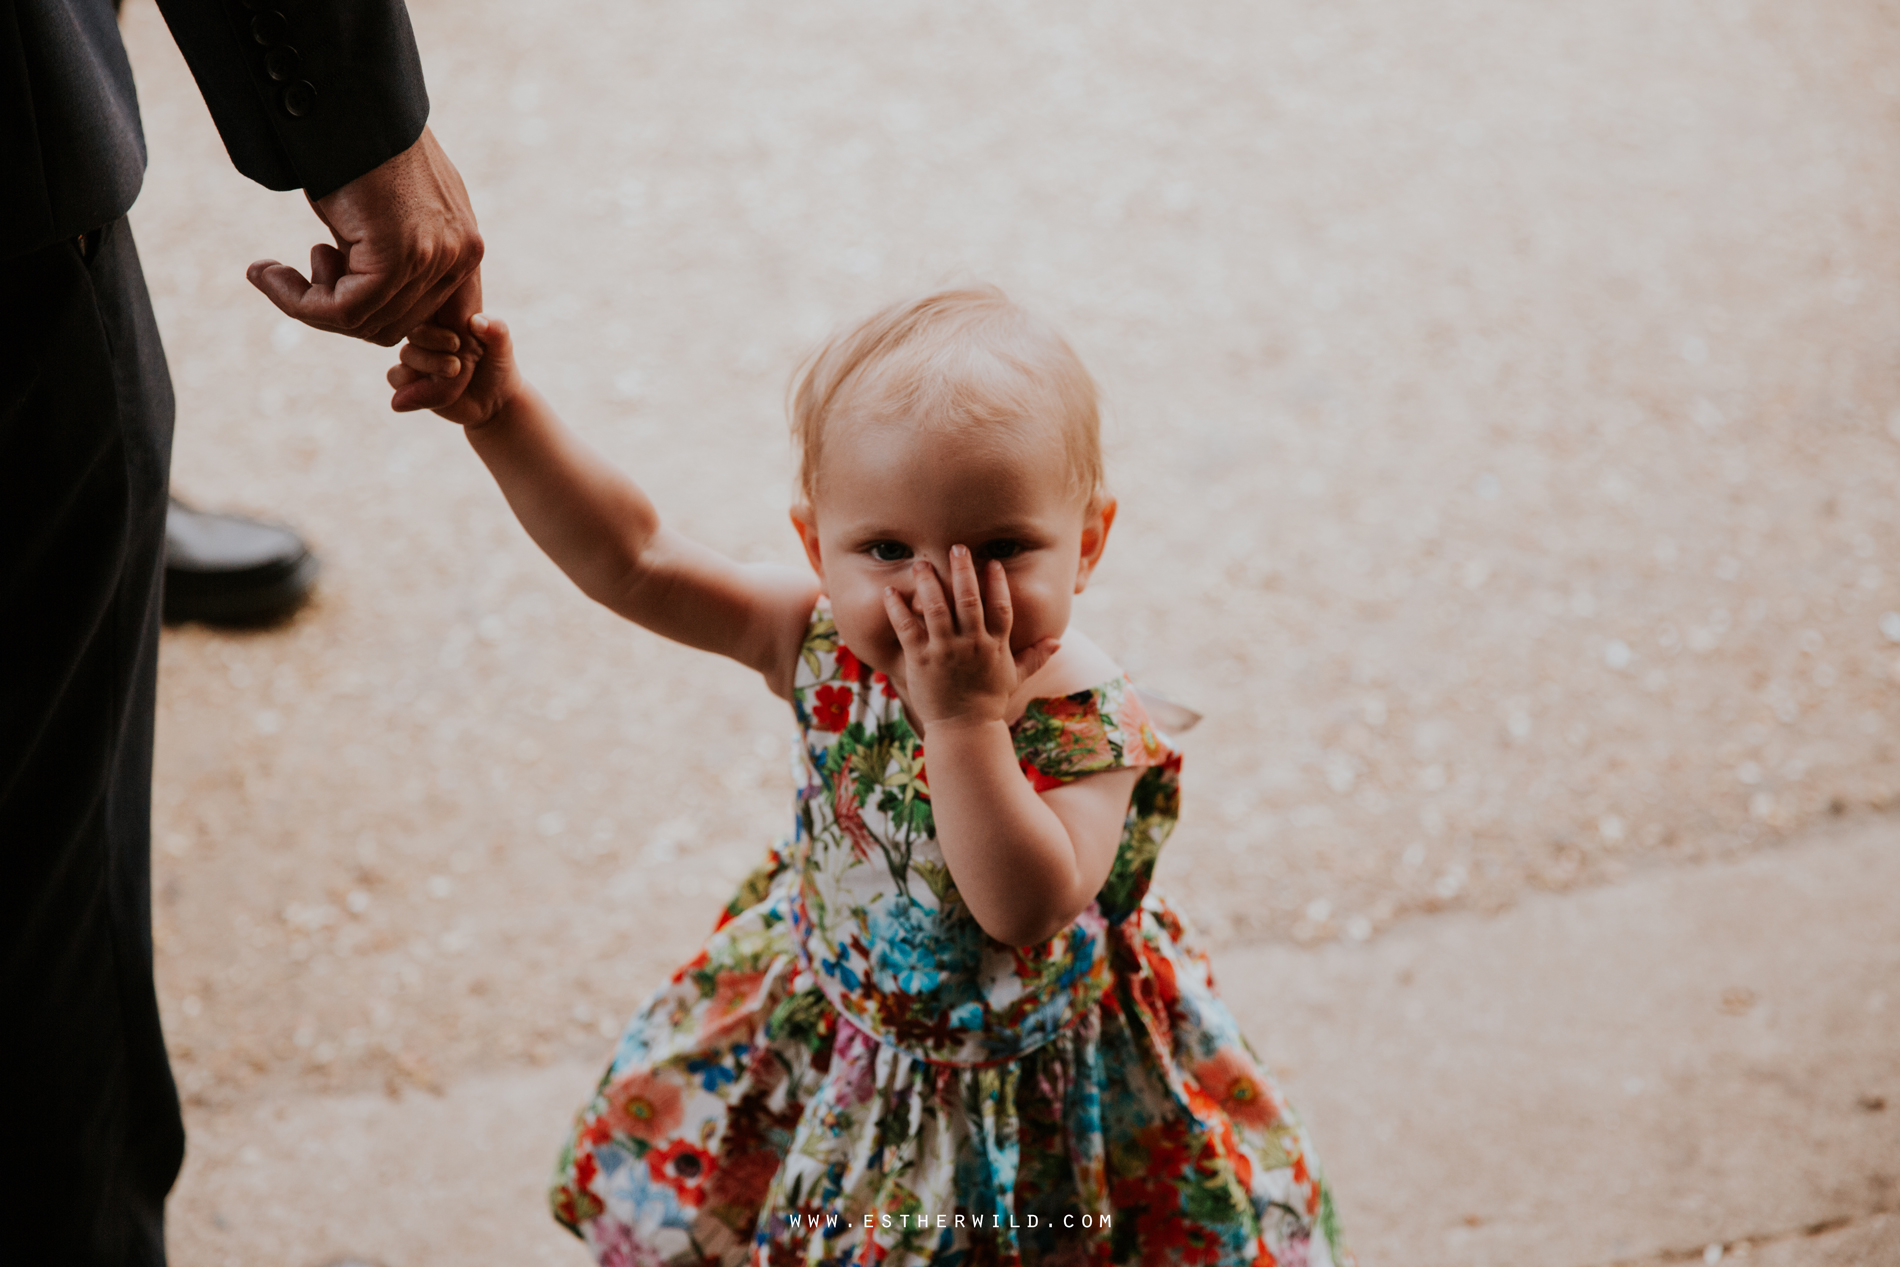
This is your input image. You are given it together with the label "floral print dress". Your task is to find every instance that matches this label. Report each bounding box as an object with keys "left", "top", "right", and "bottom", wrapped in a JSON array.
[{"left": 551, "top": 603, "right": 1348, "bottom": 1267}]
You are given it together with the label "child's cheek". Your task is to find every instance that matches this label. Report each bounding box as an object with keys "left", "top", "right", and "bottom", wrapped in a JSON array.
[
  {"left": 837, "top": 602, "right": 902, "bottom": 678},
  {"left": 1004, "top": 578, "right": 1067, "bottom": 643}
]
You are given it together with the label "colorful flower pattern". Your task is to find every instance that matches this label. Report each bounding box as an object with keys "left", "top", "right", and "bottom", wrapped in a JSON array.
[{"left": 552, "top": 603, "right": 1348, "bottom": 1266}]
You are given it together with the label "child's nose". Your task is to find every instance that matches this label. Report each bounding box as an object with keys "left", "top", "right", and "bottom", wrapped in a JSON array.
[{"left": 915, "top": 553, "right": 964, "bottom": 591}]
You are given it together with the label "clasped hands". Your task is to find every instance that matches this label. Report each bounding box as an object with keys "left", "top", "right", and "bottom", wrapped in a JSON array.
[
  {"left": 287, "top": 131, "right": 1048, "bottom": 742},
  {"left": 246, "top": 125, "right": 484, "bottom": 412}
]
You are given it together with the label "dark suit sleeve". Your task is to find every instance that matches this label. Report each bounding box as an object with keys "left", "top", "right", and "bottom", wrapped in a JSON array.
[{"left": 152, "top": 0, "right": 429, "bottom": 198}]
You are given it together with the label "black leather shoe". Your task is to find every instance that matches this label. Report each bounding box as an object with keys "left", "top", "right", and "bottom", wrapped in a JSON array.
[{"left": 163, "top": 496, "right": 320, "bottom": 625}]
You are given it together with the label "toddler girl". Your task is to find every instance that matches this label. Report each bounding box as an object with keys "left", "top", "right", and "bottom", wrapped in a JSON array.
[{"left": 390, "top": 287, "right": 1348, "bottom": 1266}]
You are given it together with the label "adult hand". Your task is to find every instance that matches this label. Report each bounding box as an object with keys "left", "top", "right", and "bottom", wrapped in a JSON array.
[{"left": 246, "top": 125, "right": 484, "bottom": 352}]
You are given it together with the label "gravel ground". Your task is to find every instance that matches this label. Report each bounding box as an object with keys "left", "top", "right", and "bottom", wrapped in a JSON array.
[
  {"left": 159, "top": 821, "right": 1900, "bottom": 1266},
  {"left": 128, "top": 0, "right": 1900, "bottom": 1137}
]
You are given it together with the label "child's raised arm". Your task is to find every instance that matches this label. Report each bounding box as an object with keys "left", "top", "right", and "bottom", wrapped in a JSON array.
[{"left": 391, "top": 318, "right": 818, "bottom": 696}]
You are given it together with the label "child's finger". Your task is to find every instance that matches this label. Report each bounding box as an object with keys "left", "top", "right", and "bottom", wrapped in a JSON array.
[
  {"left": 391, "top": 312, "right": 507, "bottom": 414},
  {"left": 398, "top": 342, "right": 461, "bottom": 378},
  {"left": 948, "top": 545, "right": 984, "bottom": 634},
  {"left": 1012, "top": 636, "right": 1061, "bottom": 684},
  {"left": 468, "top": 313, "right": 512, "bottom": 363},
  {"left": 387, "top": 363, "right": 426, "bottom": 389},
  {"left": 406, "top": 325, "right": 461, "bottom": 354},
  {"left": 912, "top": 560, "right": 954, "bottom": 642},
  {"left": 883, "top": 586, "right": 925, "bottom": 653},
  {"left": 982, "top": 558, "right": 1013, "bottom": 640}
]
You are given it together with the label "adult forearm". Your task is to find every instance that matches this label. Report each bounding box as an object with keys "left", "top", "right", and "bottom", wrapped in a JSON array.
[{"left": 926, "top": 721, "right": 1090, "bottom": 947}]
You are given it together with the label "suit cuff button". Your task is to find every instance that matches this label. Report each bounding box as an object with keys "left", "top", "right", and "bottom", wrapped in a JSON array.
[
  {"left": 250, "top": 9, "right": 288, "bottom": 44},
  {"left": 282, "top": 80, "right": 317, "bottom": 117},
  {"left": 266, "top": 46, "right": 301, "bottom": 82}
]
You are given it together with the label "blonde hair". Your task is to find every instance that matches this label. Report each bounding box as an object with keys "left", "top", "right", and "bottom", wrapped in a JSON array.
[{"left": 789, "top": 285, "right": 1104, "bottom": 508}]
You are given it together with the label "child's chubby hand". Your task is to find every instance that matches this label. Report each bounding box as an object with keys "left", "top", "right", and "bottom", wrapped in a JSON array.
[
  {"left": 388, "top": 313, "right": 521, "bottom": 427},
  {"left": 883, "top": 546, "right": 1060, "bottom": 732}
]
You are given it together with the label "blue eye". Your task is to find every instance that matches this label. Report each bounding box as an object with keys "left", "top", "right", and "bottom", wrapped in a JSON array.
[{"left": 868, "top": 542, "right": 911, "bottom": 562}]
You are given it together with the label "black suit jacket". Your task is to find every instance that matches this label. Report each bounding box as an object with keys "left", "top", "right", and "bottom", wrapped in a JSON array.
[{"left": 1, "top": 0, "right": 429, "bottom": 260}]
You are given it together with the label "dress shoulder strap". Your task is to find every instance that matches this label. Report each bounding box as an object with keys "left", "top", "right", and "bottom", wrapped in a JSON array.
[
  {"left": 1011, "top": 676, "right": 1174, "bottom": 787},
  {"left": 792, "top": 598, "right": 842, "bottom": 694}
]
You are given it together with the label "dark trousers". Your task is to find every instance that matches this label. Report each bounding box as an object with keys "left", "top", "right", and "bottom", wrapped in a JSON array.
[{"left": 1, "top": 217, "right": 182, "bottom": 1267}]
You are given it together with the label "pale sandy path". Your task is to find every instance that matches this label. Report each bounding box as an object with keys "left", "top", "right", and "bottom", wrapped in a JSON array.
[
  {"left": 165, "top": 819, "right": 1900, "bottom": 1266},
  {"left": 115, "top": 0, "right": 1900, "bottom": 1260}
]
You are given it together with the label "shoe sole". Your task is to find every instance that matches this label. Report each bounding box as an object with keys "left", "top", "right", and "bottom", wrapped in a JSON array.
[{"left": 162, "top": 552, "right": 321, "bottom": 626}]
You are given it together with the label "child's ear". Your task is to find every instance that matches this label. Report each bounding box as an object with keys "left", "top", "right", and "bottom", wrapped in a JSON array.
[
  {"left": 1074, "top": 496, "right": 1117, "bottom": 594},
  {"left": 790, "top": 504, "right": 826, "bottom": 586}
]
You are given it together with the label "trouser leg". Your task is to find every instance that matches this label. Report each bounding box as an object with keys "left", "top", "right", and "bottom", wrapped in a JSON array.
[{"left": 0, "top": 217, "right": 182, "bottom": 1267}]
